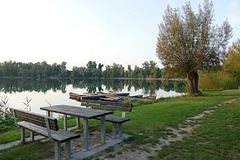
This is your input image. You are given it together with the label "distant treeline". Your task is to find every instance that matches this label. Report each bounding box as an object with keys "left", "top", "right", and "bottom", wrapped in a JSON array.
[
  {"left": 0, "top": 61, "right": 69, "bottom": 78},
  {"left": 0, "top": 60, "right": 184, "bottom": 79}
]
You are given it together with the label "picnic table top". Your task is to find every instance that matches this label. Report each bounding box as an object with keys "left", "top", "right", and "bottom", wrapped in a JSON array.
[{"left": 40, "top": 105, "right": 113, "bottom": 119}]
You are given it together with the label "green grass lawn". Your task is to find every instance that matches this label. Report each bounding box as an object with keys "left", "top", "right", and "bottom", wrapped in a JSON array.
[
  {"left": 0, "top": 140, "right": 54, "bottom": 160},
  {"left": 0, "top": 90, "right": 239, "bottom": 159},
  {"left": 123, "top": 90, "right": 240, "bottom": 131},
  {"left": 157, "top": 98, "right": 240, "bottom": 159}
]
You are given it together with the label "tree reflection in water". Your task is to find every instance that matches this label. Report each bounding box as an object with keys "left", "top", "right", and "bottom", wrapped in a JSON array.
[{"left": 0, "top": 78, "right": 186, "bottom": 95}]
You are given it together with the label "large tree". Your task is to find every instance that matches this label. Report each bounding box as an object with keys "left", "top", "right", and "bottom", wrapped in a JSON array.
[{"left": 156, "top": 0, "right": 232, "bottom": 96}]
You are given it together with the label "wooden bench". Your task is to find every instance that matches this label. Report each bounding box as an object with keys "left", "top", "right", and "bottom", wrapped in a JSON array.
[
  {"left": 10, "top": 108, "right": 80, "bottom": 160},
  {"left": 81, "top": 100, "right": 132, "bottom": 139}
]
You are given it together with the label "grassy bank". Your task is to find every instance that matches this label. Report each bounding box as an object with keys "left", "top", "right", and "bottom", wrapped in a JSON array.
[
  {"left": 117, "top": 90, "right": 240, "bottom": 132},
  {"left": 0, "top": 90, "right": 239, "bottom": 159},
  {"left": 157, "top": 98, "right": 240, "bottom": 159}
]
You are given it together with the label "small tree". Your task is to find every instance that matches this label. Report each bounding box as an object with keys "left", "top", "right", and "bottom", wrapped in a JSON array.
[
  {"left": 223, "top": 39, "right": 240, "bottom": 84},
  {"left": 156, "top": 0, "right": 232, "bottom": 96}
]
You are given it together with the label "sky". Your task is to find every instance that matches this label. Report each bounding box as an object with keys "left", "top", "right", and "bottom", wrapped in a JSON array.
[{"left": 0, "top": 0, "right": 240, "bottom": 70}]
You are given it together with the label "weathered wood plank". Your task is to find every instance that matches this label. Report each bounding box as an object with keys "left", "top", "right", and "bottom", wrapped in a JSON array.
[
  {"left": 81, "top": 99, "right": 132, "bottom": 107},
  {"left": 10, "top": 108, "right": 57, "bottom": 121},
  {"left": 40, "top": 105, "right": 113, "bottom": 119},
  {"left": 10, "top": 108, "right": 58, "bottom": 131},
  {"left": 18, "top": 121, "right": 80, "bottom": 143},
  {"left": 95, "top": 115, "right": 130, "bottom": 123},
  {"left": 82, "top": 103, "right": 132, "bottom": 112},
  {"left": 14, "top": 114, "right": 58, "bottom": 131}
]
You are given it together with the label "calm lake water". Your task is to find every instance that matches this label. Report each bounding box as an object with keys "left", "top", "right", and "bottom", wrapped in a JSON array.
[{"left": 0, "top": 78, "right": 186, "bottom": 117}]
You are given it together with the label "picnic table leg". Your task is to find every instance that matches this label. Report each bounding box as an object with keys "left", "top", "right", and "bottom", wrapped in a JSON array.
[
  {"left": 76, "top": 117, "right": 80, "bottom": 128},
  {"left": 122, "top": 112, "right": 126, "bottom": 118},
  {"left": 112, "top": 123, "right": 117, "bottom": 139},
  {"left": 21, "top": 127, "right": 25, "bottom": 143},
  {"left": 118, "top": 123, "right": 123, "bottom": 138},
  {"left": 65, "top": 140, "right": 71, "bottom": 159},
  {"left": 64, "top": 114, "right": 68, "bottom": 131},
  {"left": 101, "top": 116, "right": 106, "bottom": 144},
  {"left": 82, "top": 118, "right": 89, "bottom": 151},
  {"left": 46, "top": 111, "right": 51, "bottom": 117},
  {"left": 55, "top": 142, "right": 61, "bottom": 160},
  {"left": 30, "top": 131, "right": 34, "bottom": 141}
]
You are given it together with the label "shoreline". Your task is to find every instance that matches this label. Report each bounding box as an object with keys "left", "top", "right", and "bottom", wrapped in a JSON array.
[{"left": 0, "top": 76, "right": 187, "bottom": 81}]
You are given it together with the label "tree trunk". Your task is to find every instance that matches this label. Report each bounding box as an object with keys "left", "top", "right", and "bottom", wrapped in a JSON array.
[{"left": 187, "top": 71, "right": 199, "bottom": 96}]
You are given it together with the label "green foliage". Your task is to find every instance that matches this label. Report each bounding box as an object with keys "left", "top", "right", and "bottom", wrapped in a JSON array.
[
  {"left": 0, "top": 61, "right": 69, "bottom": 78},
  {"left": 198, "top": 69, "right": 239, "bottom": 90},
  {"left": 222, "top": 78, "right": 239, "bottom": 90},
  {"left": 0, "top": 60, "right": 163, "bottom": 79},
  {"left": 0, "top": 96, "right": 15, "bottom": 133},
  {"left": 156, "top": 0, "right": 232, "bottom": 95},
  {"left": 0, "top": 112, "right": 15, "bottom": 133},
  {"left": 198, "top": 71, "right": 223, "bottom": 90},
  {"left": 223, "top": 39, "right": 240, "bottom": 84},
  {"left": 156, "top": 0, "right": 232, "bottom": 73}
]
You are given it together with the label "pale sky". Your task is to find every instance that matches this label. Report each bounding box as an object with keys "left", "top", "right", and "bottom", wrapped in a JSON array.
[{"left": 0, "top": 0, "right": 240, "bottom": 70}]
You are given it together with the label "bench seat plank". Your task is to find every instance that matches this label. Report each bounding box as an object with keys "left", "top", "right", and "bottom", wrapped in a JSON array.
[
  {"left": 95, "top": 115, "right": 130, "bottom": 123},
  {"left": 18, "top": 121, "right": 80, "bottom": 143}
]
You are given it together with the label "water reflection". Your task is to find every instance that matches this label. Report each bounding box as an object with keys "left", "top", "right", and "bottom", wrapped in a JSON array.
[
  {"left": 0, "top": 78, "right": 70, "bottom": 93},
  {"left": 0, "top": 78, "right": 186, "bottom": 95}
]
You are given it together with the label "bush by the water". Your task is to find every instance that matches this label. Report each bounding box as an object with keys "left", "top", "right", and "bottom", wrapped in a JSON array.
[
  {"left": 0, "top": 96, "right": 16, "bottom": 133},
  {"left": 199, "top": 71, "right": 239, "bottom": 90}
]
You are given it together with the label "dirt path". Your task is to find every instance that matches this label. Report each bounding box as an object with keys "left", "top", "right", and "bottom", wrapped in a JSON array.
[{"left": 89, "top": 97, "right": 240, "bottom": 160}]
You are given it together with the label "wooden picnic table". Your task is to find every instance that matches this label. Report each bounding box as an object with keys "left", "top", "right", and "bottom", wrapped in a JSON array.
[{"left": 40, "top": 105, "right": 113, "bottom": 151}]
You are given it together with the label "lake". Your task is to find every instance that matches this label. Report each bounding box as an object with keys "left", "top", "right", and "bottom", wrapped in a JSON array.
[{"left": 0, "top": 78, "right": 186, "bottom": 117}]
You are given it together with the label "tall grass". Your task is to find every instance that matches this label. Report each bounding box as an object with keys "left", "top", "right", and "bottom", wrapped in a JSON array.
[
  {"left": 198, "top": 71, "right": 222, "bottom": 89},
  {"left": 0, "top": 96, "right": 15, "bottom": 133},
  {"left": 199, "top": 71, "right": 239, "bottom": 90}
]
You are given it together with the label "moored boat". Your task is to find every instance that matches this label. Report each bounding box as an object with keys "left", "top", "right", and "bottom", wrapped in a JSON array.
[
  {"left": 129, "top": 94, "right": 143, "bottom": 98},
  {"left": 69, "top": 92, "right": 129, "bottom": 101},
  {"left": 99, "top": 97, "right": 122, "bottom": 102},
  {"left": 141, "top": 95, "right": 157, "bottom": 100}
]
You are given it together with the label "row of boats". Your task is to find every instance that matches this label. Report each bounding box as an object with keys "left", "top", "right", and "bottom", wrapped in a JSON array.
[{"left": 69, "top": 92, "right": 157, "bottom": 102}]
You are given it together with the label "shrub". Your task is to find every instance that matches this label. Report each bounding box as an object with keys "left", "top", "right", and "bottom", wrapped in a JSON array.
[
  {"left": 0, "top": 96, "right": 16, "bottom": 133},
  {"left": 198, "top": 71, "right": 223, "bottom": 90}
]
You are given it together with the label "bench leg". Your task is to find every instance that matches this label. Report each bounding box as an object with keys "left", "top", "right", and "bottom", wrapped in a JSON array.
[
  {"left": 76, "top": 117, "right": 80, "bottom": 128},
  {"left": 122, "top": 112, "right": 126, "bottom": 118},
  {"left": 64, "top": 114, "right": 68, "bottom": 131},
  {"left": 30, "top": 131, "right": 34, "bottom": 141},
  {"left": 112, "top": 123, "right": 117, "bottom": 139},
  {"left": 100, "top": 116, "right": 106, "bottom": 144},
  {"left": 46, "top": 111, "right": 51, "bottom": 117},
  {"left": 65, "top": 140, "right": 71, "bottom": 159},
  {"left": 83, "top": 118, "right": 88, "bottom": 151},
  {"left": 21, "top": 127, "right": 25, "bottom": 143},
  {"left": 55, "top": 142, "right": 61, "bottom": 160},
  {"left": 118, "top": 123, "right": 123, "bottom": 138}
]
